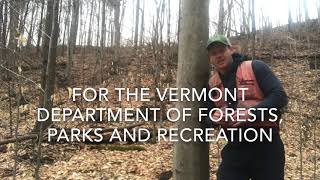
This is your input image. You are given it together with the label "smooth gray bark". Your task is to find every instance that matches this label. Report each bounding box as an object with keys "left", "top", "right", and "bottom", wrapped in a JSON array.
[{"left": 174, "top": 0, "right": 210, "bottom": 179}]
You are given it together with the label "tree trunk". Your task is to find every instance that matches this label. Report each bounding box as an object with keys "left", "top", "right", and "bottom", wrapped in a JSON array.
[
  {"left": 2, "top": 0, "right": 13, "bottom": 137},
  {"left": 2, "top": 0, "right": 8, "bottom": 43},
  {"left": 288, "top": 0, "right": 292, "bottom": 32},
  {"left": 153, "top": 1, "right": 161, "bottom": 47},
  {"left": 1, "top": 0, "right": 5, "bottom": 71},
  {"left": 0, "top": 0, "right": 3, "bottom": 50},
  {"left": 96, "top": 0, "right": 101, "bottom": 47},
  {"left": 240, "top": 0, "right": 246, "bottom": 34},
  {"left": 69, "top": 0, "right": 80, "bottom": 53},
  {"left": 110, "top": 16, "right": 114, "bottom": 47},
  {"left": 298, "top": 0, "right": 302, "bottom": 23},
  {"left": 36, "top": 0, "right": 45, "bottom": 53},
  {"left": 39, "top": 0, "right": 54, "bottom": 107},
  {"left": 318, "top": 0, "right": 320, "bottom": 21},
  {"left": 160, "top": 0, "right": 165, "bottom": 50},
  {"left": 139, "top": 0, "right": 144, "bottom": 46},
  {"left": 167, "top": 0, "right": 171, "bottom": 46},
  {"left": 226, "top": 0, "right": 233, "bottom": 37},
  {"left": 177, "top": 0, "right": 181, "bottom": 43},
  {"left": 61, "top": 0, "right": 71, "bottom": 56},
  {"left": 66, "top": 0, "right": 80, "bottom": 83},
  {"left": 87, "top": 0, "right": 94, "bottom": 46},
  {"left": 27, "top": 2, "right": 37, "bottom": 48},
  {"left": 303, "top": 0, "right": 309, "bottom": 21},
  {"left": 100, "top": 0, "right": 106, "bottom": 49},
  {"left": 34, "top": 0, "right": 60, "bottom": 132},
  {"left": 174, "top": 0, "right": 210, "bottom": 179},
  {"left": 113, "top": 0, "right": 121, "bottom": 73},
  {"left": 18, "top": 0, "right": 30, "bottom": 37},
  {"left": 8, "top": 0, "right": 19, "bottom": 52},
  {"left": 251, "top": 0, "right": 256, "bottom": 58},
  {"left": 134, "top": 0, "right": 140, "bottom": 48},
  {"left": 99, "top": 0, "right": 106, "bottom": 84},
  {"left": 218, "top": 0, "right": 224, "bottom": 34}
]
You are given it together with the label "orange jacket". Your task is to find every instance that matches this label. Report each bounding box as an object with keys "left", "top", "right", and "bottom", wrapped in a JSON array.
[{"left": 208, "top": 60, "right": 278, "bottom": 128}]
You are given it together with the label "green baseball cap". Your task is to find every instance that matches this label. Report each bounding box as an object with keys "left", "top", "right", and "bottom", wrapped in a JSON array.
[{"left": 206, "top": 35, "right": 231, "bottom": 50}]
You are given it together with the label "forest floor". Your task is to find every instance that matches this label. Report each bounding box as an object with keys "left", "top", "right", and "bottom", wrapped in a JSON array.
[{"left": 0, "top": 29, "right": 320, "bottom": 179}]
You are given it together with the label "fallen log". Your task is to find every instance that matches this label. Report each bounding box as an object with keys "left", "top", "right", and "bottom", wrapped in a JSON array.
[{"left": 0, "top": 134, "right": 38, "bottom": 146}]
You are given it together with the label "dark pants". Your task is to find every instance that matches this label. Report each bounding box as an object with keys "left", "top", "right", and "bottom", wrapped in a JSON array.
[{"left": 217, "top": 130, "right": 285, "bottom": 180}]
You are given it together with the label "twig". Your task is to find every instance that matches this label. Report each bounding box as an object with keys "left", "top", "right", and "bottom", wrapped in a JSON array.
[{"left": 0, "top": 64, "right": 44, "bottom": 93}]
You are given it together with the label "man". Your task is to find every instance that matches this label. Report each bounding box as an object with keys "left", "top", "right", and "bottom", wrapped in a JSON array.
[{"left": 205, "top": 35, "right": 288, "bottom": 180}]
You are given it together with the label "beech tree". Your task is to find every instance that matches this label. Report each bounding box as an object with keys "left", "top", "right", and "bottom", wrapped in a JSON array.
[{"left": 174, "top": 0, "right": 210, "bottom": 179}]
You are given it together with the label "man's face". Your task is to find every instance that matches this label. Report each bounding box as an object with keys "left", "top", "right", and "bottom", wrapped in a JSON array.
[{"left": 208, "top": 43, "right": 234, "bottom": 73}]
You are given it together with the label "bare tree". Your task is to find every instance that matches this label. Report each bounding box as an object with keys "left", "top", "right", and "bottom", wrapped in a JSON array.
[
  {"left": 61, "top": 0, "right": 71, "bottom": 56},
  {"left": 251, "top": 0, "right": 256, "bottom": 58},
  {"left": 113, "top": 0, "right": 121, "bottom": 73},
  {"left": 218, "top": 0, "right": 224, "bottom": 34},
  {"left": 6, "top": 1, "right": 20, "bottom": 136},
  {"left": 288, "top": 0, "right": 293, "bottom": 32},
  {"left": 167, "top": 0, "right": 171, "bottom": 46},
  {"left": 35, "top": 0, "right": 60, "bottom": 175},
  {"left": 69, "top": 0, "right": 80, "bottom": 52},
  {"left": 159, "top": 0, "right": 165, "bottom": 49},
  {"left": 0, "top": 1, "right": 3, "bottom": 44},
  {"left": 177, "top": 0, "right": 181, "bottom": 42},
  {"left": 87, "top": 0, "right": 95, "bottom": 46},
  {"left": 226, "top": 0, "right": 233, "bottom": 37},
  {"left": 96, "top": 0, "right": 101, "bottom": 47},
  {"left": 35, "top": 0, "right": 60, "bottom": 131},
  {"left": 134, "top": 0, "right": 140, "bottom": 48},
  {"left": 100, "top": 0, "right": 107, "bottom": 49},
  {"left": 139, "top": 0, "right": 145, "bottom": 46},
  {"left": 39, "top": 0, "right": 54, "bottom": 107},
  {"left": 303, "top": 0, "right": 309, "bottom": 21},
  {"left": 298, "top": 0, "right": 302, "bottom": 23},
  {"left": 107, "top": 6, "right": 113, "bottom": 47},
  {"left": 152, "top": 0, "right": 162, "bottom": 47},
  {"left": 36, "top": 0, "right": 45, "bottom": 53},
  {"left": 98, "top": 0, "right": 107, "bottom": 84},
  {"left": 239, "top": 0, "right": 247, "bottom": 35},
  {"left": 174, "top": 0, "right": 210, "bottom": 179},
  {"left": 8, "top": 0, "right": 20, "bottom": 53},
  {"left": 66, "top": 0, "right": 80, "bottom": 83},
  {"left": 1, "top": 0, "right": 13, "bottom": 137},
  {"left": 18, "top": 0, "right": 30, "bottom": 38},
  {"left": 27, "top": 1, "right": 37, "bottom": 48},
  {"left": 318, "top": 0, "right": 320, "bottom": 21}
]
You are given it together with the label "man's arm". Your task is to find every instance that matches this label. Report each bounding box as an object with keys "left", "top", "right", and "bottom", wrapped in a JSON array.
[{"left": 251, "top": 60, "right": 288, "bottom": 120}]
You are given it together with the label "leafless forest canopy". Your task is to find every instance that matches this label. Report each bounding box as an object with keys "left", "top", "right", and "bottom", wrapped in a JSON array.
[{"left": 0, "top": 0, "right": 319, "bottom": 179}]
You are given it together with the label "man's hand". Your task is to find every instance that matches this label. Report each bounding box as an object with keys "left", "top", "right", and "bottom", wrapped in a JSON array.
[
  {"left": 231, "top": 109, "right": 251, "bottom": 127},
  {"left": 211, "top": 107, "right": 233, "bottom": 128}
]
